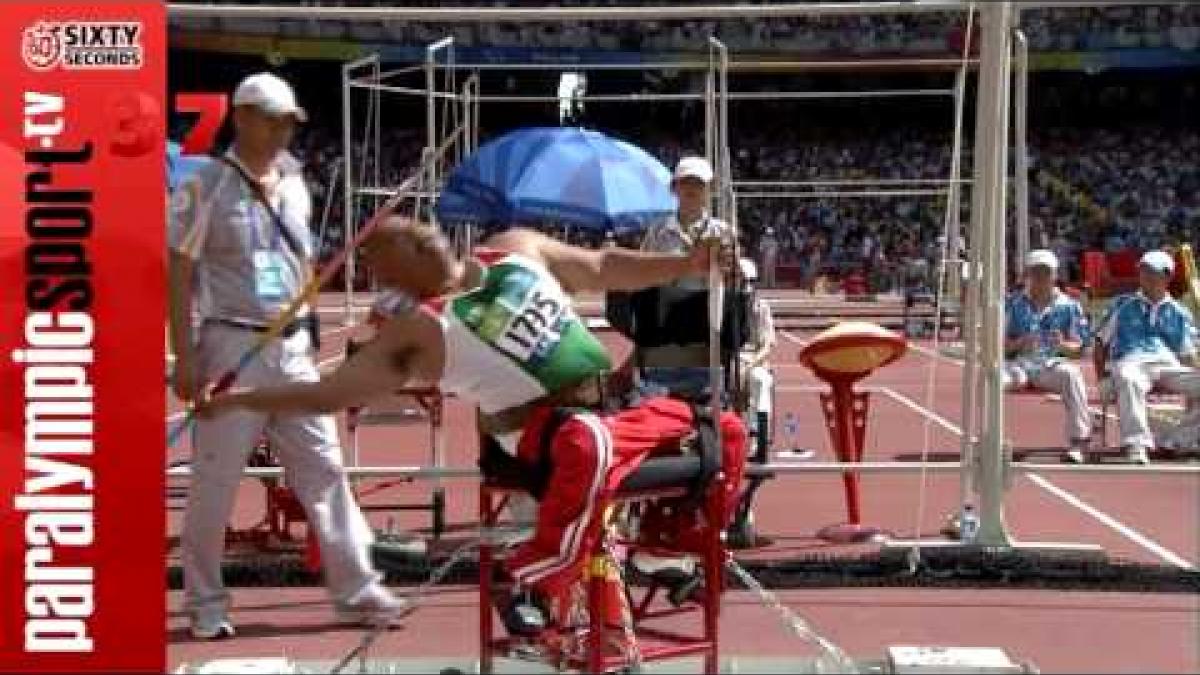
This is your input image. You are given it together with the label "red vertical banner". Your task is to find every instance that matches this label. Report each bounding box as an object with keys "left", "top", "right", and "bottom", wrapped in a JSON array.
[{"left": 0, "top": 3, "right": 165, "bottom": 672}]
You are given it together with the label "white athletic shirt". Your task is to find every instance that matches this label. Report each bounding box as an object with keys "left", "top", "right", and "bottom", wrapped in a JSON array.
[{"left": 427, "top": 250, "right": 612, "bottom": 452}]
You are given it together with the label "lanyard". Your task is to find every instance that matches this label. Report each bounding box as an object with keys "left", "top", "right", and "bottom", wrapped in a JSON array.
[{"left": 243, "top": 180, "right": 284, "bottom": 253}]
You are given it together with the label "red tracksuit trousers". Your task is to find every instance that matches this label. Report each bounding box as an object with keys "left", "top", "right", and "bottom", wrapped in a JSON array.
[{"left": 504, "top": 396, "right": 747, "bottom": 597}]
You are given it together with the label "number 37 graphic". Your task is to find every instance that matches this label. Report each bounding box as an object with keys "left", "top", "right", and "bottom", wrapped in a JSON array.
[
  {"left": 166, "top": 93, "right": 226, "bottom": 191},
  {"left": 174, "top": 93, "right": 227, "bottom": 155}
]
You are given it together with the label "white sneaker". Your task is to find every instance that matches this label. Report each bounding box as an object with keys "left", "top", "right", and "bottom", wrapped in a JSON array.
[
  {"left": 1124, "top": 445, "right": 1150, "bottom": 465},
  {"left": 1063, "top": 442, "right": 1087, "bottom": 465},
  {"left": 190, "top": 615, "right": 235, "bottom": 640},
  {"left": 630, "top": 551, "right": 696, "bottom": 583},
  {"left": 335, "top": 583, "right": 407, "bottom": 627}
]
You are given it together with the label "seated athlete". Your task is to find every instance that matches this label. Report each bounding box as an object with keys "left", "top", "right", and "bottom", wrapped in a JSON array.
[{"left": 201, "top": 218, "right": 748, "bottom": 628}]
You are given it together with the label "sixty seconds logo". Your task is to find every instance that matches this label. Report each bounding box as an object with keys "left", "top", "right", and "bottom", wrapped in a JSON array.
[{"left": 22, "top": 21, "right": 144, "bottom": 71}]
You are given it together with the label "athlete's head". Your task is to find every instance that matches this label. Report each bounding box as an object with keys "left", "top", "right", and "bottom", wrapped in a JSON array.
[{"left": 363, "top": 217, "right": 458, "bottom": 297}]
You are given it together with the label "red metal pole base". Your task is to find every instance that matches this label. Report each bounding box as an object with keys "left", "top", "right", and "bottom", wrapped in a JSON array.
[
  {"left": 818, "top": 384, "right": 889, "bottom": 542},
  {"left": 818, "top": 385, "right": 871, "bottom": 524},
  {"left": 816, "top": 522, "right": 890, "bottom": 544}
]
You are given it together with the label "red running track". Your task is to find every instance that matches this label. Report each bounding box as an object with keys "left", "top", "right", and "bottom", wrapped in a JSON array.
[{"left": 165, "top": 292, "right": 1199, "bottom": 672}]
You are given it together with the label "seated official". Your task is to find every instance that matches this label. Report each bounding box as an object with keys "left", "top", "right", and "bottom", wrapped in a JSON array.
[
  {"left": 1094, "top": 250, "right": 1200, "bottom": 465},
  {"left": 1002, "top": 250, "right": 1092, "bottom": 463},
  {"left": 737, "top": 259, "right": 775, "bottom": 459},
  {"left": 636, "top": 156, "right": 736, "bottom": 400}
]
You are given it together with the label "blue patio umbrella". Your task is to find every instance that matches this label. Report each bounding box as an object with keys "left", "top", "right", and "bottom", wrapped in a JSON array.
[
  {"left": 435, "top": 127, "right": 677, "bottom": 234},
  {"left": 167, "top": 140, "right": 211, "bottom": 192}
]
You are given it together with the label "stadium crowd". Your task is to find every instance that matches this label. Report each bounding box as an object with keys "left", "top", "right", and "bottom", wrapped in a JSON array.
[
  {"left": 293, "top": 118, "right": 1200, "bottom": 292},
  {"left": 172, "top": 3, "right": 1200, "bottom": 56},
  {"left": 169, "top": 2, "right": 1200, "bottom": 291}
]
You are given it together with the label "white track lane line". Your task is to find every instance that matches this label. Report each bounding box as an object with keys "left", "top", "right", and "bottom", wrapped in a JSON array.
[
  {"left": 1024, "top": 473, "right": 1195, "bottom": 570},
  {"left": 879, "top": 384, "right": 1194, "bottom": 569},
  {"left": 878, "top": 386, "right": 963, "bottom": 436},
  {"left": 908, "top": 341, "right": 964, "bottom": 367},
  {"left": 779, "top": 330, "right": 807, "bottom": 346}
]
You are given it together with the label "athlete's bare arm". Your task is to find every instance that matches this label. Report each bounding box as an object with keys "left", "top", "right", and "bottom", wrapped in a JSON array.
[
  {"left": 200, "top": 314, "right": 430, "bottom": 416},
  {"left": 485, "top": 227, "right": 723, "bottom": 294}
]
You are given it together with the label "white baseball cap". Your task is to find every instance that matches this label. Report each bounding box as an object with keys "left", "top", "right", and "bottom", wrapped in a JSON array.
[
  {"left": 1024, "top": 249, "right": 1059, "bottom": 270},
  {"left": 232, "top": 72, "right": 307, "bottom": 122},
  {"left": 1140, "top": 250, "right": 1174, "bottom": 275},
  {"left": 673, "top": 156, "right": 714, "bottom": 184}
]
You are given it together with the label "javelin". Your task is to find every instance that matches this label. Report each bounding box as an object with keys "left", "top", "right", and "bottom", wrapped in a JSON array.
[{"left": 167, "top": 175, "right": 418, "bottom": 448}]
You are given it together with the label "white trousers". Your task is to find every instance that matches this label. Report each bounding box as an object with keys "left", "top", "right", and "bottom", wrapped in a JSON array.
[
  {"left": 182, "top": 324, "right": 379, "bottom": 622},
  {"left": 1109, "top": 355, "right": 1200, "bottom": 449},
  {"left": 1002, "top": 359, "right": 1091, "bottom": 444},
  {"left": 744, "top": 365, "right": 774, "bottom": 415}
]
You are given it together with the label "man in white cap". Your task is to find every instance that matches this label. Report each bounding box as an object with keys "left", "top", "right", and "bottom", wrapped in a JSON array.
[
  {"left": 620, "top": 155, "right": 738, "bottom": 582},
  {"left": 635, "top": 156, "right": 735, "bottom": 395},
  {"left": 642, "top": 156, "right": 733, "bottom": 265},
  {"left": 1003, "top": 249, "right": 1093, "bottom": 463},
  {"left": 1094, "top": 250, "right": 1200, "bottom": 464},
  {"left": 169, "top": 72, "right": 400, "bottom": 639}
]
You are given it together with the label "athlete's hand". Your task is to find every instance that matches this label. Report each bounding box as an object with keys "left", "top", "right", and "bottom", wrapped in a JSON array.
[
  {"left": 688, "top": 236, "right": 734, "bottom": 278},
  {"left": 194, "top": 385, "right": 243, "bottom": 418}
]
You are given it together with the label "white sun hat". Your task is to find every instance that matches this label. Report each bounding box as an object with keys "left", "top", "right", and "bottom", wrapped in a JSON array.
[{"left": 232, "top": 72, "right": 307, "bottom": 122}]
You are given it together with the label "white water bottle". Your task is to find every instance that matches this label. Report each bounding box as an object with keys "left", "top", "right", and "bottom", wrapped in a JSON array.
[
  {"left": 959, "top": 504, "right": 979, "bottom": 543},
  {"left": 782, "top": 412, "right": 799, "bottom": 450}
]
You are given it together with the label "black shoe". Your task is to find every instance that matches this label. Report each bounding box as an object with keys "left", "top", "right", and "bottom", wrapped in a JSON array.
[
  {"left": 500, "top": 589, "right": 551, "bottom": 637},
  {"left": 666, "top": 571, "right": 704, "bottom": 607},
  {"left": 630, "top": 552, "right": 704, "bottom": 607}
]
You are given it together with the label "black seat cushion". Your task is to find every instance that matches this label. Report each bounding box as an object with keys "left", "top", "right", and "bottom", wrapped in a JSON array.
[
  {"left": 606, "top": 286, "right": 751, "bottom": 357},
  {"left": 616, "top": 455, "right": 704, "bottom": 494}
]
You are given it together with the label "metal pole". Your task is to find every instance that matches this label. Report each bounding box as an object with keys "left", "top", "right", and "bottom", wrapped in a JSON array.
[
  {"left": 341, "top": 59, "right": 356, "bottom": 326},
  {"left": 373, "top": 58, "right": 382, "bottom": 214},
  {"left": 735, "top": 178, "right": 972, "bottom": 187},
  {"left": 971, "top": 0, "right": 1015, "bottom": 547},
  {"left": 1013, "top": 29, "right": 1032, "bottom": 261},
  {"left": 363, "top": 89, "right": 958, "bottom": 103},
  {"left": 424, "top": 42, "right": 438, "bottom": 223},
  {"left": 315, "top": 160, "right": 341, "bottom": 263},
  {"left": 704, "top": 66, "right": 714, "bottom": 177},
  {"left": 340, "top": 54, "right": 382, "bottom": 326},
  {"left": 944, "top": 67, "right": 969, "bottom": 305},
  {"left": 470, "top": 73, "right": 480, "bottom": 154},
  {"left": 950, "top": 9, "right": 976, "bottom": 505},
  {"left": 736, "top": 189, "right": 951, "bottom": 199},
  {"left": 424, "top": 38, "right": 454, "bottom": 223},
  {"left": 705, "top": 37, "right": 727, "bottom": 455},
  {"left": 352, "top": 57, "right": 982, "bottom": 72}
]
